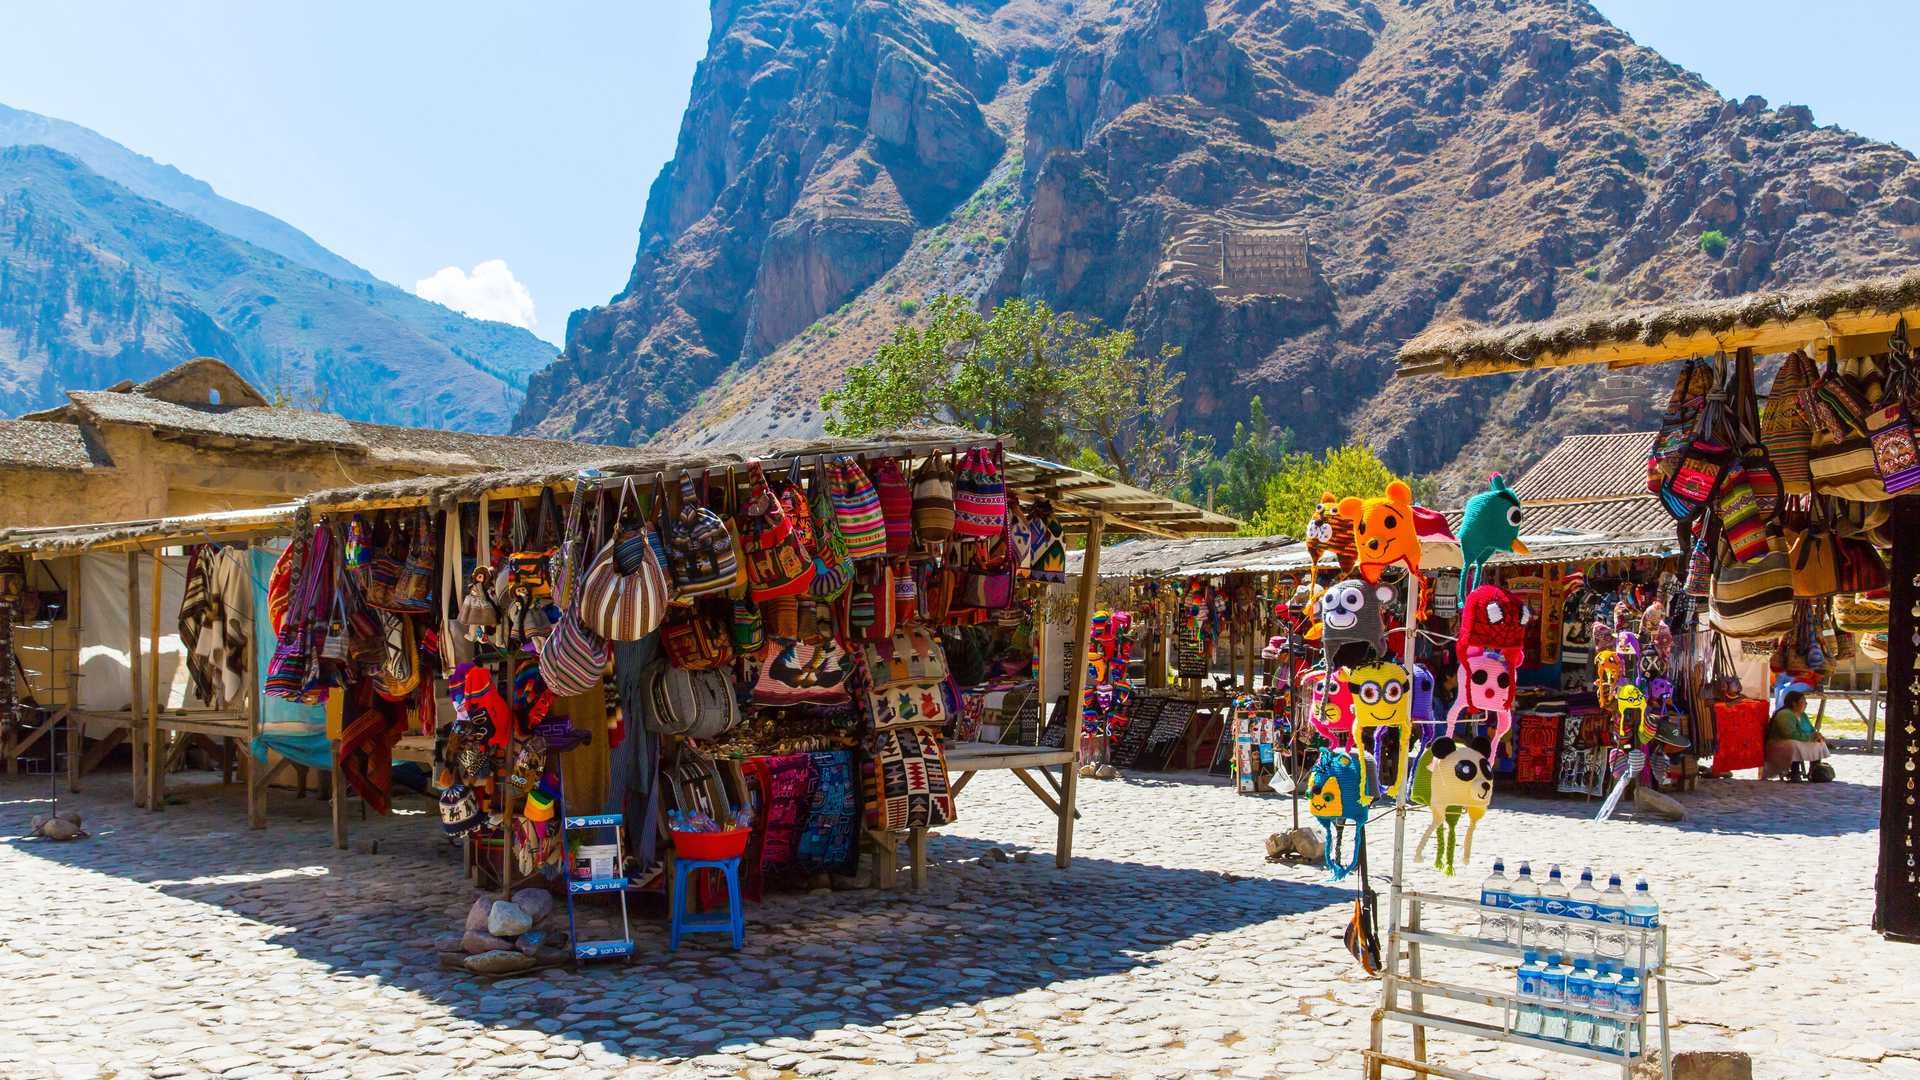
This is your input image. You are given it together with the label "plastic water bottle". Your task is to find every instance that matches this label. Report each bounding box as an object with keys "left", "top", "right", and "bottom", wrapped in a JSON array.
[
  {"left": 1565, "top": 958, "right": 1595, "bottom": 1047},
  {"left": 1596, "top": 873, "right": 1629, "bottom": 961},
  {"left": 1539, "top": 953, "right": 1570, "bottom": 1042},
  {"left": 1589, "top": 962, "right": 1622, "bottom": 1053},
  {"left": 1616, "top": 966, "right": 1645, "bottom": 1056},
  {"left": 1567, "top": 867, "right": 1602, "bottom": 964},
  {"left": 1513, "top": 951, "right": 1545, "bottom": 1037},
  {"left": 1538, "top": 865, "right": 1571, "bottom": 955},
  {"left": 1479, "top": 858, "right": 1512, "bottom": 944},
  {"left": 1625, "top": 878, "right": 1660, "bottom": 970},
  {"left": 1509, "top": 862, "right": 1541, "bottom": 948}
]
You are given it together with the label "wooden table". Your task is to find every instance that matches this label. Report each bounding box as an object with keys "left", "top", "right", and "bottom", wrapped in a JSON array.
[{"left": 870, "top": 740, "right": 1080, "bottom": 891}]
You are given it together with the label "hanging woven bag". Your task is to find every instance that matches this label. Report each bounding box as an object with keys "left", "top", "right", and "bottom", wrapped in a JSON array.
[
  {"left": 1760, "top": 349, "right": 1817, "bottom": 494},
  {"left": 870, "top": 456, "right": 915, "bottom": 557},
  {"left": 807, "top": 465, "right": 854, "bottom": 601},
  {"left": 578, "top": 479, "right": 669, "bottom": 640},
  {"left": 953, "top": 447, "right": 1006, "bottom": 539},
  {"left": 738, "top": 461, "right": 815, "bottom": 601},
  {"left": 912, "top": 454, "right": 956, "bottom": 542},
  {"left": 830, "top": 458, "right": 888, "bottom": 560},
  {"left": 661, "top": 471, "right": 740, "bottom": 600}
]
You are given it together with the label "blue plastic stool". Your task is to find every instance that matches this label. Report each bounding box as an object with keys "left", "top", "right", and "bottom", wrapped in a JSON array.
[{"left": 669, "top": 857, "right": 744, "bottom": 950}]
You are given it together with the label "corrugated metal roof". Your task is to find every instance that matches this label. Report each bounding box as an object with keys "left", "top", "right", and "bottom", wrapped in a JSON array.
[
  {"left": 1510, "top": 431, "right": 1656, "bottom": 502},
  {"left": 1183, "top": 530, "right": 1677, "bottom": 575}
]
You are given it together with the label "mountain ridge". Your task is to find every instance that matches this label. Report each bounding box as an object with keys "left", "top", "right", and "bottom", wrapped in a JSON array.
[
  {"left": 0, "top": 144, "right": 557, "bottom": 431},
  {"left": 517, "top": 0, "right": 1920, "bottom": 497}
]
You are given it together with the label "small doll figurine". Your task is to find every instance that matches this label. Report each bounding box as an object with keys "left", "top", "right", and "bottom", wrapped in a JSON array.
[
  {"left": 1414, "top": 736, "right": 1495, "bottom": 875},
  {"left": 1307, "top": 747, "right": 1367, "bottom": 880}
]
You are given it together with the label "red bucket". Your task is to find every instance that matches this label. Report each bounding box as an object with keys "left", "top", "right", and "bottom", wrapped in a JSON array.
[{"left": 672, "top": 828, "right": 750, "bottom": 861}]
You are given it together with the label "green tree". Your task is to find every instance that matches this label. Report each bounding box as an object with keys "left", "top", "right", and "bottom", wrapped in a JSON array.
[
  {"left": 1203, "top": 396, "right": 1290, "bottom": 521},
  {"left": 1698, "top": 229, "right": 1729, "bottom": 258},
  {"left": 1061, "top": 329, "right": 1213, "bottom": 494},
  {"left": 1247, "top": 444, "right": 1405, "bottom": 538},
  {"left": 821, "top": 295, "right": 1073, "bottom": 459}
]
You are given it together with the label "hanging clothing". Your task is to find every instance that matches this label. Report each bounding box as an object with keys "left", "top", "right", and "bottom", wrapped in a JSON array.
[{"left": 180, "top": 545, "right": 254, "bottom": 708}]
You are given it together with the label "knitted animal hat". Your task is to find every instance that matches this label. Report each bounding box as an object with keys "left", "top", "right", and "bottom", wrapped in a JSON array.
[
  {"left": 1305, "top": 492, "right": 1357, "bottom": 572},
  {"left": 1413, "top": 735, "right": 1493, "bottom": 875},
  {"left": 1339, "top": 481, "right": 1421, "bottom": 582},
  {"left": 1458, "top": 584, "right": 1525, "bottom": 663},
  {"left": 1317, "top": 577, "right": 1394, "bottom": 668},
  {"left": 1458, "top": 473, "right": 1528, "bottom": 587}
]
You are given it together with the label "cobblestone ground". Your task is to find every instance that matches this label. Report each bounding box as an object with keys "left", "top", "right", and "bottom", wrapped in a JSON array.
[{"left": 2, "top": 741, "right": 1917, "bottom": 1080}]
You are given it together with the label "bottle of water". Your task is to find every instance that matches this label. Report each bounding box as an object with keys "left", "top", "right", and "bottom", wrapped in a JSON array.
[
  {"left": 1479, "top": 858, "right": 1512, "bottom": 944},
  {"left": 1538, "top": 865, "right": 1571, "bottom": 955},
  {"left": 1596, "top": 873, "right": 1629, "bottom": 962},
  {"left": 1624, "top": 878, "right": 1659, "bottom": 972},
  {"left": 1565, "top": 958, "right": 1595, "bottom": 1047},
  {"left": 1567, "top": 867, "right": 1602, "bottom": 965},
  {"left": 1589, "top": 962, "right": 1622, "bottom": 1054},
  {"left": 1513, "top": 951, "right": 1544, "bottom": 1037},
  {"left": 1616, "top": 966, "right": 1645, "bottom": 1057},
  {"left": 1509, "top": 862, "right": 1541, "bottom": 949},
  {"left": 1539, "top": 953, "right": 1570, "bottom": 1043}
]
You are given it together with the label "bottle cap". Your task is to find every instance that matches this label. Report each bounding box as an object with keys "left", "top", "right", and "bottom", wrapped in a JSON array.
[
  {"left": 1580, "top": 867, "right": 1594, "bottom": 883},
  {"left": 1548, "top": 952, "right": 1562, "bottom": 965},
  {"left": 1635, "top": 879, "right": 1649, "bottom": 892},
  {"left": 1492, "top": 857, "right": 1505, "bottom": 872},
  {"left": 1517, "top": 861, "right": 1532, "bottom": 875},
  {"left": 1609, "top": 873, "right": 1623, "bottom": 887},
  {"left": 1523, "top": 950, "right": 1539, "bottom": 963}
]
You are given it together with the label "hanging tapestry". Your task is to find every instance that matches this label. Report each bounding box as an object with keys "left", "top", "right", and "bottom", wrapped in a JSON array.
[
  {"left": 799, "top": 750, "right": 859, "bottom": 874},
  {"left": 862, "top": 727, "right": 954, "bottom": 831}
]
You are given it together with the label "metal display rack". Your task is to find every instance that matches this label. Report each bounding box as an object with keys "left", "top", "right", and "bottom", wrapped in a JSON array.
[
  {"left": 1365, "top": 800, "right": 1673, "bottom": 1080},
  {"left": 1362, "top": 567, "right": 1673, "bottom": 1080}
]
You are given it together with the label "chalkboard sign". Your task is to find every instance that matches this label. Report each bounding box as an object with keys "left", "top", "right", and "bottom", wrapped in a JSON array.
[
  {"left": 1136, "top": 699, "right": 1195, "bottom": 770},
  {"left": 1110, "top": 696, "right": 1165, "bottom": 769},
  {"left": 1038, "top": 695, "right": 1069, "bottom": 748}
]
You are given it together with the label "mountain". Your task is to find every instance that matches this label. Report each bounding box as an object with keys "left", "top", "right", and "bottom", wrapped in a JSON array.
[
  {"left": 0, "top": 103, "right": 375, "bottom": 285},
  {"left": 0, "top": 118, "right": 558, "bottom": 432},
  {"left": 516, "top": 0, "right": 1920, "bottom": 497}
]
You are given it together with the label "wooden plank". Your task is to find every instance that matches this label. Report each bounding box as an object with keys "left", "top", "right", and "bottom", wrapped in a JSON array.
[
  {"left": 908, "top": 827, "right": 928, "bottom": 892},
  {"left": 1012, "top": 767, "right": 1065, "bottom": 816},
  {"left": 78, "top": 727, "right": 126, "bottom": 775},
  {"left": 330, "top": 738, "right": 347, "bottom": 850},
  {"left": 949, "top": 770, "right": 975, "bottom": 798},
  {"left": 67, "top": 556, "right": 83, "bottom": 793},
  {"left": 147, "top": 548, "right": 164, "bottom": 812},
  {"left": 250, "top": 756, "right": 294, "bottom": 830},
  {"left": 1058, "top": 511, "right": 1103, "bottom": 869}
]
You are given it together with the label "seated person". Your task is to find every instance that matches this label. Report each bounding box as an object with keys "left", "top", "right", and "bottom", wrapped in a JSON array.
[{"left": 1766, "top": 689, "right": 1828, "bottom": 781}]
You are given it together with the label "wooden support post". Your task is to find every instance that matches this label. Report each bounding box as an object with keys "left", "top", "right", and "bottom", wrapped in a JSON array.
[
  {"left": 908, "top": 826, "right": 928, "bottom": 892},
  {"left": 1058, "top": 512, "right": 1104, "bottom": 869},
  {"left": 147, "top": 547, "right": 164, "bottom": 812},
  {"left": 330, "top": 738, "right": 347, "bottom": 850},
  {"left": 126, "top": 552, "right": 146, "bottom": 809},
  {"left": 67, "top": 556, "right": 84, "bottom": 793}
]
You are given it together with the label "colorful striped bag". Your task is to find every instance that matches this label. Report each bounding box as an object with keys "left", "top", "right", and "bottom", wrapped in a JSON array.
[{"left": 829, "top": 458, "right": 888, "bottom": 560}]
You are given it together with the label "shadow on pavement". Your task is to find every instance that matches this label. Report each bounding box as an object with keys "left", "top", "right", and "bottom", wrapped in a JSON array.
[{"left": 4, "top": 770, "right": 1353, "bottom": 1063}]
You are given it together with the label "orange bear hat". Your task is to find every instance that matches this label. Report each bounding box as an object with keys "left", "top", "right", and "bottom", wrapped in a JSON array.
[{"left": 1338, "top": 480, "right": 1420, "bottom": 583}]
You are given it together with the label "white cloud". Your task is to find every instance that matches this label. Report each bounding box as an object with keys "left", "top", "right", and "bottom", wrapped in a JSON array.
[{"left": 415, "top": 259, "right": 539, "bottom": 333}]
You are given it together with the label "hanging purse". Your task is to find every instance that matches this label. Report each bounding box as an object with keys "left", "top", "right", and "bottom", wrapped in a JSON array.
[
  {"left": 911, "top": 454, "right": 956, "bottom": 543},
  {"left": 871, "top": 456, "right": 915, "bottom": 557},
  {"left": 1787, "top": 504, "right": 1839, "bottom": 599},
  {"left": 829, "top": 458, "right": 888, "bottom": 560},
  {"left": 1646, "top": 358, "right": 1711, "bottom": 493},
  {"left": 578, "top": 479, "right": 670, "bottom": 641},
  {"left": 1833, "top": 535, "right": 1888, "bottom": 595},
  {"left": 1658, "top": 358, "right": 1731, "bottom": 521},
  {"left": 662, "top": 608, "right": 734, "bottom": 671},
  {"left": 1760, "top": 349, "right": 1817, "bottom": 494},
  {"left": 738, "top": 461, "right": 816, "bottom": 601},
  {"left": 953, "top": 446, "right": 1007, "bottom": 539},
  {"left": 661, "top": 471, "right": 740, "bottom": 600},
  {"left": 1709, "top": 528, "right": 1795, "bottom": 640},
  {"left": 507, "top": 491, "right": 560, "bottom": 599},
  {"left": 806, "top": 464, "right": 854, "bottom": 601},
  {"left": 1866, "top": 319, "right": 1920, "bottom": 494}
]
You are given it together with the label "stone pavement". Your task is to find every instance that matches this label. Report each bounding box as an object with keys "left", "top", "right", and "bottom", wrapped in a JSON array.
[{"left": 1, "top": 743, "right": 1916, "bottom": 1080}]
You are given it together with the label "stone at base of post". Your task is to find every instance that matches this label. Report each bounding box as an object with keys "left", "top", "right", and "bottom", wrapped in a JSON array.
[{"left": 1632, "top": 1050, "right": 1752, "bottom": 1080}]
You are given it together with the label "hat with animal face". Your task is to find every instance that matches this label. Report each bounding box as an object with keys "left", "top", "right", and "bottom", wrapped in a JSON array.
[
  {"left": 1339, "top": 481, "right": 1420, "bottom": 582},
  {"left": 1316, "top": 577, "right": 1394, "bottom": 667},
  {"left": 1305, "top": 492, "right": 1357, "bottom": 573}
]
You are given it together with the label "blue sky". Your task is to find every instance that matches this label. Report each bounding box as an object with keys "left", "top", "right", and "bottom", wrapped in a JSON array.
[{"left": 0, "top": 2, "right": 1911, "bottom": 346}]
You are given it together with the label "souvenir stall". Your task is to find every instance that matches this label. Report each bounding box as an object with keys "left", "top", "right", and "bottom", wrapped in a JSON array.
[
  {"left": 1060, "top": 535, "right": 1300, "bottom": 777},
  {"left": 260, "top": 430, "right": 1231, "bottom": 939},
  {"left": 0, "top": 504, "right": 317, "bottom": 828},
  {"left": 1396, "top": 273, "right": 1920, "bottom": 971}
]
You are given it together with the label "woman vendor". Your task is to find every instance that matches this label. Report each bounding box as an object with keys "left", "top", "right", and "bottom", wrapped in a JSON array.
[{"left": 1766, "top": 686, "right": 1829, "bottom": 782}]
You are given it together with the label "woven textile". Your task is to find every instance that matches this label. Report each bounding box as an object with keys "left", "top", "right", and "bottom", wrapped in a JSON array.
[
  {"left": 757, "top": 753, "right": 812, "bottom": 874},
  {"left": 863, "top": 727, "right": 954, "bottom": 831},
  {"left": 799, "top": 750, "right": 858, "bottom": 872},
  {"left": 830, "top": 460, "right": 888, "bottom": 560}
]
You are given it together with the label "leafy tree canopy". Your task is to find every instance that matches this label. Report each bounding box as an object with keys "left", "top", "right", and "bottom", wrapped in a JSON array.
[{"left": 1247, "top": 444, "right": 1410, "bottom": 538}]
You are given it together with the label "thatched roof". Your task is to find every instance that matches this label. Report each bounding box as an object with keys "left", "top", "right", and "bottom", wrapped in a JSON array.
[
  {"left": 1064, "top": 534, "right": 1292, "bottom": 579},
  {"left": 66, "top": 390, "right": 364, "bottom": 449},
  {"left": 0, "top": 503, "right": 302, "bottom": 555},
  {"left": 0, "top": 419, "right": 103, "bottom": 471},
  {"left": 1400, "top": 269, "right": 1920, "bottom": 377},
  {"left": 302, "top": 429, "right": 1240, "bottom": 538}
]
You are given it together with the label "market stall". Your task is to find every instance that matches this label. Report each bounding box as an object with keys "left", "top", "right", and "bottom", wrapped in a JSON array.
[
  {"left": 1398, "top": 269, "right": 1918, "bottom": 943},
  {"left": 246, "top": 428, "right": 1236, "bottom": 928},
  {"left": 0, "top": 504, "right": 308, "bottom": 827}
]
